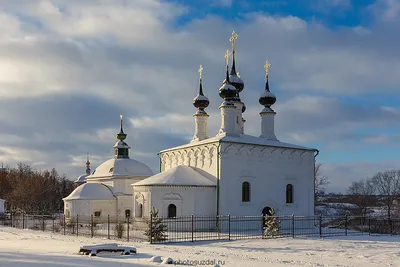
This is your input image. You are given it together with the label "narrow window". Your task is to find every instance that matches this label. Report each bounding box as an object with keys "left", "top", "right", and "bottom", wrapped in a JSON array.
[
  {"left": 242, "top": 181, "right": 250, "bottom": 202},
  {"left": 125, "top": 209, "right": 131, "bottom": 218},
  {"left": 168, "top": 204, "right": 177, "bottom": 218},
  {"left": 136, "top": 204, "right": 143, "bottom": 218},
  {"left": 286, "top": 184, "right": 293, "bottom": 203},
  {"left": 94, "top": 211, "right": 101, "bottom": 217}
]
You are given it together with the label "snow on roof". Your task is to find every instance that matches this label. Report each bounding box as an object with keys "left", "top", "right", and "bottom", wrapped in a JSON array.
[
  {"left": 132, "top": 165, "right": 216, "bottom": 187},
  {"left": 160, "top": 134, "right": 317, "bottom": 153},
  {"left": 74, "top": 173, "right": 89, "bottom": 183},
  {"left": 63, "top": 183, "right": 115, "bottom": 200},
  {"left": 87, "top": 158, "right": 154, "bottom": 179}
]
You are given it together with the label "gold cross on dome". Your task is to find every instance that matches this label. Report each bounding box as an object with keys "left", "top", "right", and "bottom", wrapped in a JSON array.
[
  {"left": 229, "top": 30, "right": 238, "bottom": 51},
  {"left": 264, "top": 60, "right": 271, "bottom": 77},
  {"left": 120, "top": 113, "right": 123, "bottom": 123},
  {"left": 224, "top": 50, "right": 231, "bottom": 66},
  {"left": 198, "top": 64, "right": 203, "bottom": 80}
]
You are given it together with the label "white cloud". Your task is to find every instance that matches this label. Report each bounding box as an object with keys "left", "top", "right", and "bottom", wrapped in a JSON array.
[
  {"left": 0, "top": 0, "right": 399, "bottom": 191},
  {"left": 369, "top": 0, "right": 400, "bottom": 22},
  {"left": 323, "top": 160, "right": 400, "bottom": 193}
]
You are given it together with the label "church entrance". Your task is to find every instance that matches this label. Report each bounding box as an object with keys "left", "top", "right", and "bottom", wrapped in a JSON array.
[{"left": 262, "top": 206, "right": 272, "bottom": 216}]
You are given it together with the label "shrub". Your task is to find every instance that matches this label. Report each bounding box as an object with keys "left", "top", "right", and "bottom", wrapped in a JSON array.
[
  {"left": 114, "top": 222, "right": 125, "bottom": 239},
  {"left": 144, "top": 207, "right": 167, "bottom": 242}
]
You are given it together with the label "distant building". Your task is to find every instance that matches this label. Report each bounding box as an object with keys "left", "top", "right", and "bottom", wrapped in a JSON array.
[{"left": 64, "top": 31, "right": 318, "bottom": 220}]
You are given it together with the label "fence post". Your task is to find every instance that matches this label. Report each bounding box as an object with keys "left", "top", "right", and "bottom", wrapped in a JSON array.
[
  {"left": 345, "top": 215, "right": 348, "bottom": 236},
  {"left": 42, "top": 215, "right": 45, "bottom": 232},
  {"left": 22, "top": 213, "right": 25, "bottom": 229},
  {"left": 63, "top": 215, "right": 66, "bottom": 235},
  {"left": 292, "top": 214, "right": 295, "bottom": 238},
  {"left": 11, "top": 212, "right": 13, "bottom": 228},
  {"left": 127, "top": 217, "right": 130, "bottom": 242},
  {"left": 91, "top": 215, "right": 94, "bottom": 238},
  {"left": 368, "top": 218, "right": 371, "bottom": 236},
  {"left": 52, "top": 216, "right": 55, "bottom": 233},
  {"left": 76, "top": 215, "right": 79, "bottom": 237},
  {"left": 107, "top": 215, "right": 110, "bottom": 239},
  {"left": 261, "top": 215, "right": 264, "bottom": 239},
  {"left": 150, "top": 213, "right": 153, "bottom": 244},
  {"left": 319, "top": 215, "right": 322, "bottom": 238},
  {"left": 191, "top": 215, "right": 194, "bottom": 242},
  {"left": 228, "top": 215, "right": 231, "bottom": 241}
]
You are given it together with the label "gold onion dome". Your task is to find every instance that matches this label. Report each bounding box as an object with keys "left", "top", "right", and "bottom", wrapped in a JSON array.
[
  {"left": 259, "top": 60, "right": 276, "bottom": 108},
  {"left": 193, "top": 65, "right": 210, "bottom": 114}
]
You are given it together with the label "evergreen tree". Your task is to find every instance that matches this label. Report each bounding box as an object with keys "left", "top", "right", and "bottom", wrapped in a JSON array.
[
  {"left": 263, "top": 208, "right": 280, "bottom": 237},
  {"left": 144, "top": 207, "right": 167, "bottom": 242}
]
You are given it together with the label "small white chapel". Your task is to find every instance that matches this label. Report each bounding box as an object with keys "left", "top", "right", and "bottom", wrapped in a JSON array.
[{"left": 63, "top": 31, "right": 318, "bottom": 220}]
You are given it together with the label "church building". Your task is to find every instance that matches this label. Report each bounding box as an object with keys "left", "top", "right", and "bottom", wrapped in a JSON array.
[{"left": 64, "top": 31, "right": 318, "bottom": 220}]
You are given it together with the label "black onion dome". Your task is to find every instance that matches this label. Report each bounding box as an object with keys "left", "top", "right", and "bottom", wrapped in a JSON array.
[
  {"left": 193, "top": 78, "right": 209, "bottom": 111},
  {"left": 259, "top": 76, "right": 276, "bottom": 107},
  {"left": 229, "top": 51, "right": 244, "bottom": 92},
  {"left": 219, "top": 65, "right": 237, "bottom": 100}
]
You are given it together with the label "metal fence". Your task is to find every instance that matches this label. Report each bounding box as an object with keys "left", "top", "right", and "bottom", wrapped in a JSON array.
[{"left": 1, "top": 213, "right": 399, "bottom": 243}]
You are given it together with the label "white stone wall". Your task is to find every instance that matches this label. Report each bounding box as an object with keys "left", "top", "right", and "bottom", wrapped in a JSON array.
[
  {"left": 160, "top": 142, "right": 219, "bottom": 178},
  {"left": 218, "top": 143, "right": 315, "bottom": 216},
  {"left": 132, "top": 186, "right": 216, "bottom": 218},
  {"left": 192, "top": 114, "right": 209, "bottom": 142},
  {"left": 64, "top": 199, "right": 117, "bottom": 219},
  {"left": 260, "top": 111, "right": 277, "bottom": 140},
  {"left": 116, "top": 195, "right": 132, "bottom": 218}
]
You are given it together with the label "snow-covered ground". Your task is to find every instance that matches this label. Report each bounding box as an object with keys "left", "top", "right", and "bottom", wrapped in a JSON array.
[{"left": 0, "top": 226, "right": 399, "bottom": 267}]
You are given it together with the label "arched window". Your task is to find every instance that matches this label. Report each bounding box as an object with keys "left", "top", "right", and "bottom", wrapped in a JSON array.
[
  {"left": 242, "top": 181, "right": 250, "bottom": 202},
  {"left": 136, "top": 203, "right": 143, "bottom": 218},
  {"left": 168, "top": 204, "right": 177, "bottom": 218},
  {"left": 286, "top": 184, "right": 293, "bottom": 203},
  {"left": 125, "top": 209, "right": 131, "bottom": 218}
]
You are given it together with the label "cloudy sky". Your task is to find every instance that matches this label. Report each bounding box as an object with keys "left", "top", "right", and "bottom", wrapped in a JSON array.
[{"left": 0, "top": 0, "right": 399, "bottom": 193}]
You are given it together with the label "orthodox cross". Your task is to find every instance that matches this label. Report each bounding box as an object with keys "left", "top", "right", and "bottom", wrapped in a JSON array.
[
  {"left": 264, "top": 60, "right": 271, "bottom": 78},
  {"left": 229, "top": 30, "right": 238, "bottom": 52},
  {"left": 198, "top": 64, "right": 203, "bottom": 80},
  {"left": 224, "top": 50, "right": 231, "bottom": 66}
]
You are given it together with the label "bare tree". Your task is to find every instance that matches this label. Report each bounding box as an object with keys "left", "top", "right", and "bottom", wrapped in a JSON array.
[
  {"left": 372, "top": 170, "right": 400, "bottom": 218},
  {"left": 315, "top": 163, "right": 330, "bottom": 204},
  {"left": 347, "top": 178, "right": 375, "bottom": 218}
]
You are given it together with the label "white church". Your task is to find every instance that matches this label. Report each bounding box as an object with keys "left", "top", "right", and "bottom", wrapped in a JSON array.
[{"left": 63, "top": 32, "right": 318, "bottom": 220}]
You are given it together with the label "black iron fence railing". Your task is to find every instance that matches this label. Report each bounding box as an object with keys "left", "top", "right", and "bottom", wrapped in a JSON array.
[{"left": 0, "top": 213, "right": 399, "bottom": 243}]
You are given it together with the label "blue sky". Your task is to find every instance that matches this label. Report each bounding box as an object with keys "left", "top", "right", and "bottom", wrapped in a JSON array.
[
  {"left": 172, "top": 0, "right": 376, "bottom": 27},
  {"left": 0, "top": 0, "right": 399, "bottom": 193}
]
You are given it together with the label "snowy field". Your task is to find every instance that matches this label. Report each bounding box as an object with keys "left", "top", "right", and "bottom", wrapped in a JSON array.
[{"left": 0, "top": 226, "right": 399, "bottom": 267}]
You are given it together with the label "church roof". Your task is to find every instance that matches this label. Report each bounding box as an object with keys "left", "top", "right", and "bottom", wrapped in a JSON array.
[
  {"left": 63, "top": 183, "right": 115, "bottom": 200},
  {"left": 160, "top": 134, "right": 317, "bottom": 153},
  {"left": 132, "top": 165, "right": 216, "bottom": 187},
  {"left": 87, "top": 158, "right": 154, "bottom": 179},
  {"left": 74, "top": 173, "right": 89, "bottom": 183}
]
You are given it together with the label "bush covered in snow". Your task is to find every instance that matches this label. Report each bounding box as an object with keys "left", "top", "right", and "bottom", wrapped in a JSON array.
[{"left": 263, "top": 208, "right": 279, "bottom": 237}]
